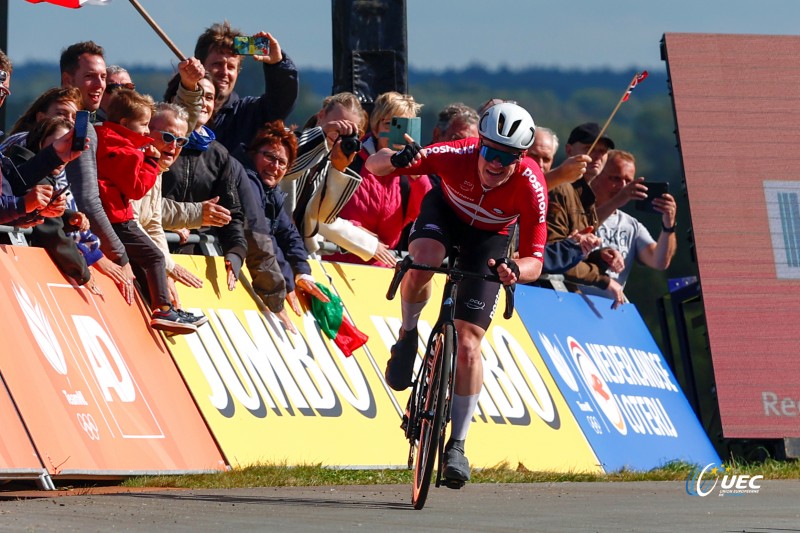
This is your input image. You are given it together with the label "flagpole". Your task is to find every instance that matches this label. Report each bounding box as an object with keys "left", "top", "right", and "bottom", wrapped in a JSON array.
[
  {"left": 584, "top": 72, "right": 641, "bottom": 155},
  {"left": 127, "top": 0, "right": 186, "bottom": 61}
]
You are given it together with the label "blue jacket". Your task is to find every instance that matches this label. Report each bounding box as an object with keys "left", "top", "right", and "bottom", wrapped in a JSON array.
[
  {"left": 234, "top": 146, "right": 311, "bottom": 292},
  {"left": 211, "top": 54, "right": 299, "bottom": 152}
]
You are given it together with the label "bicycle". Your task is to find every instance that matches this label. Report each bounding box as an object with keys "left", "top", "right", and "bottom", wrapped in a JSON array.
[{"left": 385, "top": 249, "right": 515, "bottom": 510}]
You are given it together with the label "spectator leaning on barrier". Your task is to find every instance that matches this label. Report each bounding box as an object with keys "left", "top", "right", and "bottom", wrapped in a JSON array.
[
  {"left": 287, "top": 92, "right": 399, "bottom": 266},
  {"left": 194, "top": 21, "right": 298, "bottom": 152},
  {"left": 581, "top": 149, "right": 677, "bottom": 301},
  {"left": 329, "top": 91, "right": 432, "bottom": 266},
  {"left": 234, "top": 120, "right": 331, "bottom": 317},
  {"left": 546, "top": 122, "right": 626, "bottom": 306},
  {"left": 131, "top": 102, "right": 211, "bottom": 311},
  {"left": 61, "top": 40, "right": 138, "bottom": 304},
  {"left": 23, "top": 117, "right": 102, "bottom": 295},
  {"left": 162, "top": 75, "right": 248, "bottom": 296}
]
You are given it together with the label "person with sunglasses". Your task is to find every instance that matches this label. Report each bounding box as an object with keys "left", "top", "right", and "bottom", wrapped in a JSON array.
[{"left": 365, "top": 102, "right": 547, "bottom": 485}]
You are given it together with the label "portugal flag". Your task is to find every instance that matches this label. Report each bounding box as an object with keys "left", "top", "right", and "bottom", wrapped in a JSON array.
[
  {"left": 25, "top": 0, "right": 110, "bottom": 7},
  {"left": 310, "top": 283, "right": 368, "bottom": 357}
]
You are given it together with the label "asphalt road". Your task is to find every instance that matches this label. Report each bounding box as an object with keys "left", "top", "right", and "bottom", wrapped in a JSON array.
[{"left": 1, "top": 481, "right": 798, "bottom": 532}]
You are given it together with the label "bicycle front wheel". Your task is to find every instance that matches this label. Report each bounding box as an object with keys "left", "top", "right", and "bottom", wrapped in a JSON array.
[{"left": 411, "top": 323, "right": 454, "bottom": 510}]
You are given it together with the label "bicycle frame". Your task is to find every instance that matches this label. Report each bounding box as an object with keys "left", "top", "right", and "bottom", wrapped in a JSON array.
[{"left": 386, "top": 251, "right": 515, "bottom": 509}]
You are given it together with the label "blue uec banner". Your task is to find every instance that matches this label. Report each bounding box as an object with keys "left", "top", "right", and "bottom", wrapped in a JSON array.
[{"left": 515, "top": 286, "right": 720, "bottom": 472}]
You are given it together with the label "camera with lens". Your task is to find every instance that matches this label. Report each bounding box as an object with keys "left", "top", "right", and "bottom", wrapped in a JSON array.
[{"left": 339, "top": 134, "right": 362, "bottom": 156}]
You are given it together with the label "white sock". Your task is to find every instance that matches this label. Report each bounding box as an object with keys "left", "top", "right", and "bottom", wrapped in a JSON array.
[
  {"left": 450, "top": 393, "right": 480, "bottom": 442},
  {"left": 401, "top": 299, "right": 428, "bottom": 332}
]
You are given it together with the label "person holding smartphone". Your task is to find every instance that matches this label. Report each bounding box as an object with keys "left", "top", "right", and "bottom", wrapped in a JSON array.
[
  {"left": 582, "top": 150, "right": 678, "bottom": 303},
  {"left": 193, "top": 22, "right": 298, "bottom": 152}
]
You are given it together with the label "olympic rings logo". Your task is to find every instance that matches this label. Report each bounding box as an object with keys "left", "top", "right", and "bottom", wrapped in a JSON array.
[{"left": 76, "top": 413, "right": 100, "bottom": 440}]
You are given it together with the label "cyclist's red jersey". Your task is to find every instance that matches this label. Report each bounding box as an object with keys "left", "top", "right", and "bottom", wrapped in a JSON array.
[{"left": 392, "top": 138, "right": 548, "bottom": 261}]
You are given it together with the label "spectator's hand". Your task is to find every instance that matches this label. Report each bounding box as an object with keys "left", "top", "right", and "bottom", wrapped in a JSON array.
[
  {"left": 178, "top": 57, "right": 205, "bottom": 90},
  {"left": 52, "top": 128, "right": 88, "bottom": 163},
  {"left": 569, "top": 227, "right": 602, "bottom": 257},
  {"left": 652, "top": 192, "right": 677, "bottom": 229},
  {"left": 488, "top": 257, "right": 520, "bottom": 286},
  {"left": 175, "top": 227, "right": 191, "bottom": 244},
  {"left": 202, "top": 197, "right": 232, "bottom": 227},
  {"left": 607, "top": 278, "right": 626, "bottom": 309},
  {"left": 329, "top": 137, "right": 359, "bottom": 172},
  {"left": 253, "top": 32, "right": 282, "bottom": 65},
  {"left": 224, "top": 260, "right": 237, "bottom": 291},
  {"left": 295, "top": 274, "right": 330, "bottom": 304},
  {"left": 24, "top": 184, "right": 53, "bottom": 213},
  {"left": 39, "top": 193, "right": 67, "bottom": 218},
  {"left": 93, "top": 257, "right": 135, "bottom": 304},
  {"left": 84, "top": 271, "right": 103, "bottom": 296},
  {"left": 285, "top": 290, "right": 302, "bottom": 316},
  {"left": 170, "top": 263, "right": 204, "bottom": 288},
  {"left": 550, "top": 154, "right": 591, "bottom": 183},
  {"left": 69, "top": 211, "right": 90, "bottom": 232},
  {"left": 611, "top": 176, "right": 648, "bottom": 209},
  {"left": 143, "top": 144, "right": 160, "bottom": 160},
  {"left": 167, "top": 277, "right": 182, "bottom": 309},
  {"left": 273, "top": 307, "right": 298, "bottom": 334},
  {"left": 600, "top": 247, "right": 624, "bottom": 274},
  {"left": 322, "top": 119, "right": 359, "bottom": 145},
  {"left": 372, "top": 241, "right": 398, "bottom": 267},
  {"left": 390, "top": 134, "right": 425, "bottom": 168}
]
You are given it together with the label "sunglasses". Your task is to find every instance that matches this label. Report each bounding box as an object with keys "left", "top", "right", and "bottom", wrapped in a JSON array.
[
  {"left": 159, "top": 131, "right": 190, "bottom": 147},
  {"left": 480, "top": 144, "right": 522, "bottom": 167},
  {"left": 0, "top": 70, "right": 9, "bottom": 97},
  {"left": 106, "top": 82, "right": 136, "bottom": 92}
]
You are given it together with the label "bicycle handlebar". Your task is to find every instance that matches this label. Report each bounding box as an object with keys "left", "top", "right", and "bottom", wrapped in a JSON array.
[{"left": 385, "top": 255, "right": 516, "bottom": 319}]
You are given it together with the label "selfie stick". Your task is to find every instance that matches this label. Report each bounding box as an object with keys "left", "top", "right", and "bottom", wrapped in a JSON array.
[
  {"left": 127, "top": 0, "right": 187, "bottom": 61},
  {"left": 585, "top": 71, "right": 646, "bottom": 155}
]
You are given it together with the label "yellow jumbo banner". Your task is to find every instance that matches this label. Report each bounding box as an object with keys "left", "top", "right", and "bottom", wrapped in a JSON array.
[
  {"left": 321, "top": 262, "right": 601, "bottom": 473},
  {"left": 169, "top": 255, "right": 599, "bottom": 472},
  {"left": 167, "top": 255, "right": 409, "bottom": 468}
]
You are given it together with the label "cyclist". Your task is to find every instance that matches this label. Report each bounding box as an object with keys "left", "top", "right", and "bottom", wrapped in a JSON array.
[{"left": 365, "top": 102, "right": 546, "bottom": 484}]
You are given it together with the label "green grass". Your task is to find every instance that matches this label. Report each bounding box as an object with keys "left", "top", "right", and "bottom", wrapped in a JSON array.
[{"left": 122, "top": 458, "right": 800, "bottom": 490}]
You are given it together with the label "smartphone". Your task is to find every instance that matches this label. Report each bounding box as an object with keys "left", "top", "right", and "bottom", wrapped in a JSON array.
[
  {"left": 233, "top": 36, "right": 270, "bottom": 56},
  {"left": 385, "top": 117, "right": 422, "bottom": 148},
  {"left": 635, "top": 181, "right": 669, "bottom": 213},
  {"left": 72, "top": 110, "right": 90, "bottom": 152},
  {"left": 46, "top": 183, "right": 71, "bottom": 208}
]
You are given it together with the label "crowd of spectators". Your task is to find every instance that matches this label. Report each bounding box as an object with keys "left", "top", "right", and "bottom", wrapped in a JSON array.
[{"left": 0, "top": 20, "right": 677, "bottom": 335}]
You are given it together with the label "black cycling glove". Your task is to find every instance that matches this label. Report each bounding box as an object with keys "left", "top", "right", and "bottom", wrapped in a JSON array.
[
  {"left": 491, "top": 257, "right": 520, "bottom": 280},
  {"left": 390, "top": 141, "right": 422, "bottom": 168}
]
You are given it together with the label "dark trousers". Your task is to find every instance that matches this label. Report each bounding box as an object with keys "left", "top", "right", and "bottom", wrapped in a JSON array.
[{"left": 112, "top": 220, "right": 170, "bottom": 310}]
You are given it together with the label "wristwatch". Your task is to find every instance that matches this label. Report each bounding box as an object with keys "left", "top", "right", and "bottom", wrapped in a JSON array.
[{"left": 662, "top": 222, "right": 677, "bottom": 233}]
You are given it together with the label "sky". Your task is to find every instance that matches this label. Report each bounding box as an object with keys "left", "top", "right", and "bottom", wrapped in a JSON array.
[{"left": 7, "top": 0, "right": 800, "bottom": 73}]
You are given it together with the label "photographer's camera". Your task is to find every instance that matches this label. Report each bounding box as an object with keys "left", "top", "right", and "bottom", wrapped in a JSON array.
[{"left": 339, "top": 134, "right": 362, "bottom": 156}]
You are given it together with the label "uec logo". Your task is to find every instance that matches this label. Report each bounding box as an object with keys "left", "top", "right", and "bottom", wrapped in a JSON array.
[{"left": 686, "top": 463, "right": 763, "bottom": 497}]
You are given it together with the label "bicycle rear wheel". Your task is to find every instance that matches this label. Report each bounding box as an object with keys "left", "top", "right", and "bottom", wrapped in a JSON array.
[{"left": 411, "top": 323, "right": 454, "bottom": 510}]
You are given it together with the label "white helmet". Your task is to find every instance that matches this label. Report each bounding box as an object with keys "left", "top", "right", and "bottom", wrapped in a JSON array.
[{"left": 478, "top": 102, "right": 536, "bottom": 150}]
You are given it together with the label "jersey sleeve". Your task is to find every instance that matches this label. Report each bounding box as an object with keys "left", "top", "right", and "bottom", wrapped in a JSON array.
[{"left": 516, "top": 164, "right": 548, "bottom": 262}]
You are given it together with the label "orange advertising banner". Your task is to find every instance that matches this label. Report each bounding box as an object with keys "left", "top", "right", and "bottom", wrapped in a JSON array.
[
  {"left": 0, "top": 376, "right": 46, "bottom": 477},
  {"left": 0, "top": 245, "right": 226, "bottom": 476}
]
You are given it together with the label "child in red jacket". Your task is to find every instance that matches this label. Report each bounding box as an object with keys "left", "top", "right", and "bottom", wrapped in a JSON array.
[{"left": 95, "top": 89, "right": 205, "bottom": 335}]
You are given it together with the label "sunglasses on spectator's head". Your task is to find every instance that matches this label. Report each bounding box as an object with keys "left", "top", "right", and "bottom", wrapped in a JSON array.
[
  {"left": 106, "top": 82, "right": 135, "bottom": 93},
  {"left": 158, "top": 131, "right": 189, "bottom": 147},
  {"left": 479, "top": 144, "right": 522, "bottom": 167}
]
